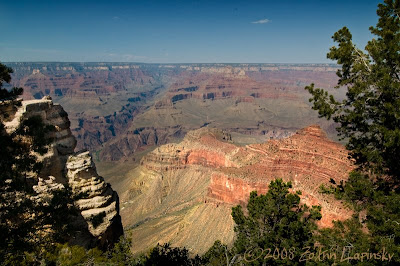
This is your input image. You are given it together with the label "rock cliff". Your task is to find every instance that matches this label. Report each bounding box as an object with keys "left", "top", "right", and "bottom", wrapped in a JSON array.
[
  {"left": 1, "top": 96, "right": 123, "bottom": 249},
  {"left": 123, "top": 126, "right": 353, "bottom": 254},
  {"left": 66, "top": 151, "right": 123, "bottom": 248}
]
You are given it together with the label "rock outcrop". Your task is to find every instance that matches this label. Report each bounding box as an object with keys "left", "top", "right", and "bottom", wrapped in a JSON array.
[
  {"left": 0, "top": 96, "right": 123, "bottom": 249},
  {"left": 66, "top": 151, "right": 123, "bottom": 248},
  {"left": 2, "top": 96, "right": 76, "bottom": 182},
  {"left": 124, "top": 126, "right": 353, "bottom": 254}
]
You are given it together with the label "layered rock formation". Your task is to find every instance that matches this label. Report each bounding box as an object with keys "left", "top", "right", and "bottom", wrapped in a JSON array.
[
  {"left": 66, "top": 151, "right": 123, "bottom": 248},
  {"left": 165, "top": 72, "right": 300, "bottom": 103},
  {"left": 1, "top": 97, "right": 123, "bottom": 249},
  {"left": 97, "top": 66, "right": 340, "bottom": 161},
  {"left": 6, "top": 63, "right": 341, "bottom": 163},
  {"left": 72, "top": 103, "right": 140, "bottom": 152},
  {"left": 8, "top": 63, "right": 155, "bottom": 100},
  {"left": 123, "top": 126, "right": 353, "bottom": 254},
  {"left": 206, "top": 125, "right": 353, "bottom": 227}
]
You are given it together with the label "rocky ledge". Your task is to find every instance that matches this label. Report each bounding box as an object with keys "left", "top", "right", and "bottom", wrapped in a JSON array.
[{"left": 1, "top": 96, "right": 123, "bottom": 249}]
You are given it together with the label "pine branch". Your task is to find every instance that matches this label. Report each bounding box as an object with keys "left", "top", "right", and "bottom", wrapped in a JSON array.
[{"left": 352, "top": 44, "right": 371, "bottom": 73}]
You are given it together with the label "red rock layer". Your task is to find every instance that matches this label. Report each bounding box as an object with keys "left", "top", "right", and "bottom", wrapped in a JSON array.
[
  {"left": 141, "top": 125, "right": 353, "bottom": 227},
  {"left": 141, "top": 129, "right": 237, "bottom": 171}
]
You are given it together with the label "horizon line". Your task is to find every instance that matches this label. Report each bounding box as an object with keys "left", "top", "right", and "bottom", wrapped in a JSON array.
[{"left": 2, "top": 61, "right": 338, "bottom": 65}]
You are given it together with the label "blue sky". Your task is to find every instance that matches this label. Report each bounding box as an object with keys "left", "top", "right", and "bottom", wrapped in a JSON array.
[{"left": 0, "top": 0, "right": 381, "bottom": 63}]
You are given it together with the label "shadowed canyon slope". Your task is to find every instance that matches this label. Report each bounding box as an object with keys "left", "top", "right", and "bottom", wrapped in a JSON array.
[{"left": 119, "top": 126, "right": 353, "bottom": 254}]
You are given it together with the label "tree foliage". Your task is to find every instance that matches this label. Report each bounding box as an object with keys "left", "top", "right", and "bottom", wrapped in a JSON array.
[
  {"left": 305, "top": 0, "right": 400, "bottom": 182},
  {"left": 143, "top": 243, "right": 204, "bottom": 266},
  {"left": 306, "top": 1, "right": 400, "bottom": 264},
  {"left": 0, "top": 63, "right": 23, "bottom": 101},
  {"left": 202, "top": 240, "right": 236, "bottom": 266},
  {"left": 231, "top": 179, "right": 321, "bottom": 265}
]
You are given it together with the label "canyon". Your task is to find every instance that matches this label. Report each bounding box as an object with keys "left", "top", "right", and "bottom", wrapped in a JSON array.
[
  {"left": 6, "top": 63, "right": 343, "bottom": 163},
  {"left": 3, "top": 62, "right": 351, "bottom": 254}
]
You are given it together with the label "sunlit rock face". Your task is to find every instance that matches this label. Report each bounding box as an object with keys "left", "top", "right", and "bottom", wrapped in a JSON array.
[
  {"left": 66, "top": 151, "right": 123, "bottom": 248},
  {"left": 123, "top": 125, "right": 353, "bottom": 254},
  {"left": 206, "top": 125, "right": 353, "bottom": 228},
  {"left": 1, "top": 96, "right": 123, "bottom": 249}
]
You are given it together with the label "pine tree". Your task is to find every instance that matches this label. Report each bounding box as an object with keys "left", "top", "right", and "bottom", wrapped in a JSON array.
[
  {"left": 306, "top": 1, "right": 400, "bottom": 264},
  {"left": 0, "top": 63, "right": 23, "bottom": 101},
  {"left": 231, "top": 179, "right": 321, "bottom": 265},
  {"left": 305, "top": 0, "right": 400, "bottom": 183}
]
